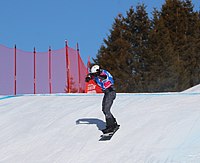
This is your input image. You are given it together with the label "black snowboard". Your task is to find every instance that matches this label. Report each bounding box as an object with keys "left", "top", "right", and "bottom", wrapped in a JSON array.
[{"left": 99, "top": 126, "right": 120, "bottom": 141}]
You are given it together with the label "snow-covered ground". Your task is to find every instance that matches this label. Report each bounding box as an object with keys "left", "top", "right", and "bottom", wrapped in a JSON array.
[
  {"left": 183, "top": 84, "right": 200, "bottom": 93},
  {"left": 1, "top": 85, "right": 200, "bottom": 163}
]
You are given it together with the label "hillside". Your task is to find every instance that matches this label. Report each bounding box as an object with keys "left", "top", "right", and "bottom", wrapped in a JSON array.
[{"left": 0, "top": 86, "right": 200, "bottom": 162}]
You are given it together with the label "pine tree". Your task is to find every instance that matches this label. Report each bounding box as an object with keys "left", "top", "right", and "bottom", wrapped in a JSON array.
[
  {"left": 148, "top": 9, "right": 178, "bottom": 92},
  {"left": 187, "top": 7, "right": 200, "bottom": 87},
  {"left": 94, "top": 0, "right": 200, "bottom": 92},
  {"left": 95, "top": 5, "right": 151, "bottom": 92},
  {"left": 149, "top": 0, "right": 200, "bottom": 91},
  {"left": 95, "top": 14, "right": 132, "bottom": 92},
  {"left": 124, "top": 5, "right": 151, "bottom": 92}
]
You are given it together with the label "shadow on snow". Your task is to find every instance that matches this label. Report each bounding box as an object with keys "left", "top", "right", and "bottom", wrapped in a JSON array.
[{"left": 76, "top": 118, "right": 106, "bottom": 131}]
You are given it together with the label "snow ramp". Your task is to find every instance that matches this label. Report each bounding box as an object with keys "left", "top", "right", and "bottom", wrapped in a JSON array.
[{"left": 0, "top": 93, "right": 200, "bottom": 163}]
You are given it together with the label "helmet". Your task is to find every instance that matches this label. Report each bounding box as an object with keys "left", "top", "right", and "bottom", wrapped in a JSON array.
[{"left": 91, "top": 65, "right": 100, "bottom": 73}]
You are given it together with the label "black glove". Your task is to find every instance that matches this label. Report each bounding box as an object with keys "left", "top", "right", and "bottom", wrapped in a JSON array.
[{"left": 85, "top": 74, "right": 91, "bottom": 82}]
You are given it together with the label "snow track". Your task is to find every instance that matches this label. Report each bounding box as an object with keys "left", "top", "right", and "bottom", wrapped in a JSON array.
[{"left": 0, "top": 91, "right": 200, "bottom": 163}]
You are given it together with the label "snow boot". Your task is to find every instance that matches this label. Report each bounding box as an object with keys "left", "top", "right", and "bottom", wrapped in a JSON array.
[{"left": 102, "top": 117, "right": 119, "bottom": 134}]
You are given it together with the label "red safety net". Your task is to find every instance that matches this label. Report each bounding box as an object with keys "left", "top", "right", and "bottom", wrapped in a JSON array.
[
  {"left": 16, "top": 49, "right": 34, "bottom": 94},
  {"left": 68, "top": 47, "right": 87, "bottom": 93},
  {"left": 0, "top": 45, "right": 14, "bottom": 95},
  {"left": 68, "top": 47, "right": 79, "bottom": 93},
  {"left": 51, "top": 48, "right": 67, "bottom": 93},
  {"left": 36, "top": 51, "right": 49, "bottom": 94},
  {"left": 0, "top": 43, "right": 88, "bottom": 95}
]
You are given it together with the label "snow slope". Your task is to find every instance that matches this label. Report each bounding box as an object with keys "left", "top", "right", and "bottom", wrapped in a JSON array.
[
  {"left": 183, "top": 84, "right": 200, "bottom": 93},
  {"left": 1, "top": 90, "right": 200, "bottom": 162}
]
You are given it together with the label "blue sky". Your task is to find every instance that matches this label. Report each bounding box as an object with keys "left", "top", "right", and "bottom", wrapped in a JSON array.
[{"left": 0, "top": 0, "right": 199, "bottom": 64}]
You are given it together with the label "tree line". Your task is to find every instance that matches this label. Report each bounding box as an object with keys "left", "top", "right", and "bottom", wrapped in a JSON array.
[{"left": 94, "top": 0, "right": 200, "bottom": 93}]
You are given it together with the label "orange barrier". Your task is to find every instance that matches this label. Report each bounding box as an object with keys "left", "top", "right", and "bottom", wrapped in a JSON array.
[{"left": 86, "top": 80, "right": 103, "bottom": 93}]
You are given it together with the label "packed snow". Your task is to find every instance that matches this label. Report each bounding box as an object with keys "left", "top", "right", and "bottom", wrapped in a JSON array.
[{"left": 1, "top": 85, "right": 200, "bottom": 163}]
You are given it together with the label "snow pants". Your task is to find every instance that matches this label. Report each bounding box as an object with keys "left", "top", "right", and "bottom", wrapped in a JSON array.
[{"left": 102, "top": 88, "right": 117, "bottom": 127}]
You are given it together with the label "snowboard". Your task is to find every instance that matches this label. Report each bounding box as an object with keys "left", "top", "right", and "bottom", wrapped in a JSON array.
[{"left": 99, "top": 125, "right": 120, "bottom": 141}]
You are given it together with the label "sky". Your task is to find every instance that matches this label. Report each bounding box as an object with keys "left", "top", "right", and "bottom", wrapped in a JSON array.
[{"left": 0, "top": 0, "right": 200, "bottom": 64}]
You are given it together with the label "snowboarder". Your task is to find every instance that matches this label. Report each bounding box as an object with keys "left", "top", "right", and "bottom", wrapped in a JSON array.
[{"left": 85, "top": 65, "right": 119, "bottom": 134}]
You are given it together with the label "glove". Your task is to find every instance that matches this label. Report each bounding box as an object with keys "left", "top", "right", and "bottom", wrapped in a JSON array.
[
  {"left": 85, "top": 74, "right": 91, "bottom": 82},
  {"left": 85, "top": 76, "right": 91, "bottom": 82}
]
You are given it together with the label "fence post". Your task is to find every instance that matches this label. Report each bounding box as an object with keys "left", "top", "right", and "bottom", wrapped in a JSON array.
[
  {"left": 77, "top": 43, "right": 81, "bottom": 93},
  {"left": 14, "top": 45, "right": 17, "bottom": 95},
  {"left": 33, "top": 47, "right": 36, "bottom": 94},
  {"left": 65, "top": 40, "right": 70, "bottom": 93},
  {"left": 48, "top": 46, "right": 52, "bottom": 94}
]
